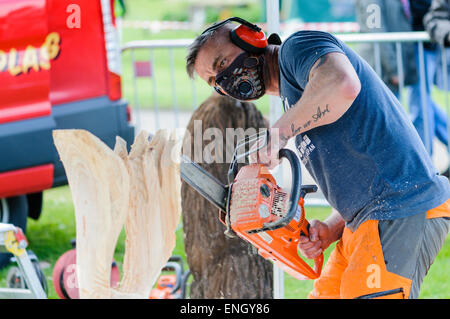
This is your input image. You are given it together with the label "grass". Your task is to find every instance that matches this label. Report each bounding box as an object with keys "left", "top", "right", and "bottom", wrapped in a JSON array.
[
  {"left": 0, "top": 186, "right": 448, "bottom": 299},
  {"left": 118, "top": 0, "right": 270, "bottom": 114},
  {"left": 121, "top": 0, "right": 262, "bottom": 24}
]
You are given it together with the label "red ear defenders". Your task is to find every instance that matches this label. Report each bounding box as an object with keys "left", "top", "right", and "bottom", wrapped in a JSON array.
[{"left": 201, "top": 17, "right": 268, "bottom": 54}]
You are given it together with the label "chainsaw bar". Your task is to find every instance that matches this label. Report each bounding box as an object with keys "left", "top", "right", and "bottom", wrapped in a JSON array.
[{"left": 180, "top": 155, "right": 228, "bottom": 212}]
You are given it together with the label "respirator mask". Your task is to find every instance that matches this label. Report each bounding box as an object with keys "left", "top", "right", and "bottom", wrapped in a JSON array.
[{"left": 214, "top": 52, "right": 265, "bottom": 101}]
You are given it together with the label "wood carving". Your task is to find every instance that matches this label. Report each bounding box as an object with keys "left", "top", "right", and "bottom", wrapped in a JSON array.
[
  {"left": 181, "top": 93, "right": 274, "bottom": 298},
  {"left": 53, "top": 129, "right": 181, "bottom": 299}
]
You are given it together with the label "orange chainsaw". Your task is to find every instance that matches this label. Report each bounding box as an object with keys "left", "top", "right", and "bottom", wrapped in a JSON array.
[
  {"left": 180, "top": 132, "right": 323, "bottom": 280},
  {"left": 149, "top": 256, "right": 191, "bottom": 299}
]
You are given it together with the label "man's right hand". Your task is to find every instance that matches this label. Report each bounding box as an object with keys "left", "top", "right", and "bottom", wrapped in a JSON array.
[{"left": 298, "top": 219, "right": 333, "bottom": 259}]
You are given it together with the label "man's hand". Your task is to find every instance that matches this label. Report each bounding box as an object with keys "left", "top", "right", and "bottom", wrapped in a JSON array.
[
  {"left": 298, "top": 220, "right": 333, "bottom": 259},
  {"left": 298, "top": 208, "right": 345, "bottom": 259},
  {"left": 248, "top": 128, "right": 289, "bottom": 169}
]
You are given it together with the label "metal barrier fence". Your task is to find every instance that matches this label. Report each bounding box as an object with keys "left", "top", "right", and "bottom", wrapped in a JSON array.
[
  {"left": 121, "top": 31, "right": 450, "bottom": 199},
  {"left": 122, "top": 38, "right": 197, "bottom": 132}
]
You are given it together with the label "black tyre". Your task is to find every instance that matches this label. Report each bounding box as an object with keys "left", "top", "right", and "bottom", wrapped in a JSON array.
[
  {"left": 0, "top": 195, "right": 28, "bottom": 269},
  {"left": 6, "top": 262, "right": 48, "bottom": 295}
]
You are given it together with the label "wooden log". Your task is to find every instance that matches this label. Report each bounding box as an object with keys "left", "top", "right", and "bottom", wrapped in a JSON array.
[
  {"left": 181, "top": 94, "right": 274, "bottom": 299},
  {"left": 114, "top": 129, "right": 182, "bottom": 298},
  {"left": 53, "top": 129, "right": 181, "bottom": 299},
  {"left": 53, "top": 129, "right": 130, "bottom": 298}
]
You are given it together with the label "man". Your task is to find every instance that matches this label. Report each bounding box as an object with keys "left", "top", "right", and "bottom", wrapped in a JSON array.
[{"left": 185, "top": 18, "right": 450, "bottom": 299}]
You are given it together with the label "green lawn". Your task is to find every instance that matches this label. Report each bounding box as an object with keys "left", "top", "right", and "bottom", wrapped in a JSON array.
[
  {"left": 119, "top": 0, "right": 270, "bottom": 113},
  {"left": 0, "top": 186, "right": 448, "bottom": 299}
]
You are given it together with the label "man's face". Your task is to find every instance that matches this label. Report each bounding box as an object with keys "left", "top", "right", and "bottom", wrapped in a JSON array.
[{"left": 194, "top": 32, "right": 243, "bottom": 90}]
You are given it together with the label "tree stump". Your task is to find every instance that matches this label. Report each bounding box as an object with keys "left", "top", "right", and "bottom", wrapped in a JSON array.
[{"left": 181, "top": 93, "right": 273, "bottom": 299}]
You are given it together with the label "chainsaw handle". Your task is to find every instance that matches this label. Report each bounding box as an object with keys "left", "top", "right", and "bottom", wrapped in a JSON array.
[
  {"left": 161, "top": 262, "right": 183, "bottom": 294},
  {"left": 258, "top": 148, "right": 301, "bottom": 232},
  {"left": 168, "top": 255, "right": 184, "bottom": 273}
]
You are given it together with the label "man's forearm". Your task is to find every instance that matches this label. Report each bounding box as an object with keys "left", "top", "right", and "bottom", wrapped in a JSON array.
[{"left": 272, "top": 52, "right": 360, "bottom": 142}]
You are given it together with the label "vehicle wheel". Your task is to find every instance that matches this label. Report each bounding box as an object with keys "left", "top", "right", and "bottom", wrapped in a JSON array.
[
  {"left": 6, "top": 261, "right": 48, "bottom": 295},
  {"left": 0, "top": 196, "right": 28, "bottom": 269},
  {"left": 32, "top": 258, "right": 48, "bottom": 295},
  {"left": 6, "top": 266, "right": 26, "bottom": 289}
]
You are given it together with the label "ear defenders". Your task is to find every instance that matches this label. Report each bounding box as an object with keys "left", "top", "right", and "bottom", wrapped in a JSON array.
[{"left": 201, "top": 17, "right": 268, "bottom": 54}]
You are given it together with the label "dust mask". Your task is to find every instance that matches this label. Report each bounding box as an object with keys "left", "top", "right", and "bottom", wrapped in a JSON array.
[{"left": 214, "top": 52, "right": 265, "bottom": 101}]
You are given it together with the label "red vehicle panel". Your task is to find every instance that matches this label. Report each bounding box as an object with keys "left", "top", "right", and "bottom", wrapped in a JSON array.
[
  {"left": 47, "top": 0, "right": 109, "bottom": 105},
  {"left": 0, "top": 0, "right": 133, "bottom": 200},
  {"left": 0, "top": 164, "right": 53, "bottom": 198},
  {"left": 0, "top": 0, "right": 51, "bottom": 124}
]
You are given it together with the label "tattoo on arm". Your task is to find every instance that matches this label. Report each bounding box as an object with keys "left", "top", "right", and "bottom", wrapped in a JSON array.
[
  {"left": 280, "top": 134, "right": 290, "bottom": 144},
  {"left": 287, "top": 104, "right": 331, "bottom": 139},
  {"left": 291, "top": 123, "right": 302, "bottom": 137},
  {"left": 312, "top": 104, "right": 330, "bottom": 122}
]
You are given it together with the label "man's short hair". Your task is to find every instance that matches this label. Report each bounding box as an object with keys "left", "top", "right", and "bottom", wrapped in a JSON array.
[{"left": 185, "top": 22, "right": 230, "bottom": 79}]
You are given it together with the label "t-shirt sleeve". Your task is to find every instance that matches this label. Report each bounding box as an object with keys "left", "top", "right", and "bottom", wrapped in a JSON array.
[{"left": 280, "top": 31, "right": 345, "bottom": 89}]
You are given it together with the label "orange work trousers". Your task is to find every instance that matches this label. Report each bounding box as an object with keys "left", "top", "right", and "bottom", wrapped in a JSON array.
[{"left": 308, "top": 199, "right": 450, "bottom": 299}]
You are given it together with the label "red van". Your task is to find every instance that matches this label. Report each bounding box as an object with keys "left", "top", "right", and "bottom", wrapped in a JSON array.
[{"left": 0, "top": 0, "right": 134, "bottom": 267}]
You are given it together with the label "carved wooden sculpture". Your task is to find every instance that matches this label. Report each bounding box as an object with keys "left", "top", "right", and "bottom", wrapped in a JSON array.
[
  {"left": 181, "top": 94, "right": 274, "bottom": 298},
  {"left": 53, "top": 129, "right": 181, "bottom": 298}
]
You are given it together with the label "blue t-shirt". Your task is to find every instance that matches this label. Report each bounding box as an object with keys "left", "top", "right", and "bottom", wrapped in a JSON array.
[{"left": 278, "top": 31, "right": 450, "bottom": 231}]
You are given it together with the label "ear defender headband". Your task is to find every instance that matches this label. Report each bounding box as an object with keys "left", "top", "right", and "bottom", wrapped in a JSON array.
[{"left": 201, "top": 17, "right": 268, "bottom": 54}]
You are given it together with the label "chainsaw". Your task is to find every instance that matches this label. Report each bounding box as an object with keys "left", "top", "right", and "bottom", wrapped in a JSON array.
[
  {"left": 180, "top": 131, "right": 323, "bottom": 280},
  {"left": 149, "top": 256, "right": 191, "bottom": 299}
]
